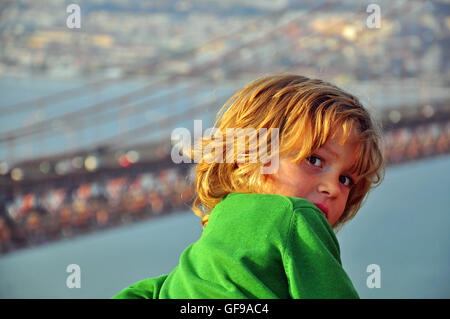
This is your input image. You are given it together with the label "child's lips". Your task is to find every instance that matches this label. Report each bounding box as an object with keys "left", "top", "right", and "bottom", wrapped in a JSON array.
[{"left": 313, "top": 202, "right": 329, "bottom": 219}]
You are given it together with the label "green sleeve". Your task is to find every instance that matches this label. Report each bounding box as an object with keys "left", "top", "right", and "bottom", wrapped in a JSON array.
[
  {"left": 282, "top": 206, "right": 359, "bottom": 298},
  {"left": 112, "top": 274, "right": 168, "bottom": 299}
]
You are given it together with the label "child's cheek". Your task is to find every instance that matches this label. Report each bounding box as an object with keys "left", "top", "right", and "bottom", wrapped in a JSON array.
[{"left": 300, "top": 161, "right": 318, "bottom": 174}]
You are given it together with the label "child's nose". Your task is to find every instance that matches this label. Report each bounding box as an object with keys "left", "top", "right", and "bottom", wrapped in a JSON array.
[{"left": 317, "top": 177, "right": 340, "bottom": 198}]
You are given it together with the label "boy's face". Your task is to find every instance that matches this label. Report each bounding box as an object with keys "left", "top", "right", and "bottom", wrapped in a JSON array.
[{"left": 266, "top": 129, "right": 360, "bottom": 227}]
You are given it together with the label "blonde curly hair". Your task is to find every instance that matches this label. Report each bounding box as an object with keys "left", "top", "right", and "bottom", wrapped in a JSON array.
[{"left": 188, "top": 74, "right": 384, "bottom": 231}]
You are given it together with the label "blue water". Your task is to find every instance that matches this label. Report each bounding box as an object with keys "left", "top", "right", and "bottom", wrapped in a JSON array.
[
  {"left": 0, "top": 155, "right": 449, "bottom": 298},
  {"left": 0, "top": 76, "right": 449, "bottom": 298},
  {"left": 338, "top": 155, "right": 450, "bottom": 298},
  {"left": 0, "top": 211, "right": 203, "bottom": 298}
]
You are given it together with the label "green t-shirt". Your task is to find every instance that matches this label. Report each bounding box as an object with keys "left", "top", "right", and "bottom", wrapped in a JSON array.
[{"left": 113, "top": 192, "right": 359, "bottom": 299}]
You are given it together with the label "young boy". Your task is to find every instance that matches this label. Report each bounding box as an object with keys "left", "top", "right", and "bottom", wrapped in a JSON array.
[{"left": 113, "top": 74, "right": 384, "bottom": 299}]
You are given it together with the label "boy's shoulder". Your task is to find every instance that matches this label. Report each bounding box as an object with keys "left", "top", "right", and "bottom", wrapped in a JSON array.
[
  {"left": 217, "top": 192, "right": 322, "bottom": 217},
  {"left": 213, "top": 192, "right": 339, "bottom": 257},
  {"left": 210, "top": 192, "right": 327, "bottom": 232},
  {"left": 205, "top": 192, "right": 336, "bottom": 252}
]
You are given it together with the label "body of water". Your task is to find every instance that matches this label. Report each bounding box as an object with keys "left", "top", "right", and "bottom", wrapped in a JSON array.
[
  {"left": 0, "top": 155, "right": 449, "bottom": 298},
  {"left": 0, "top": 76, "right": 449, "bottom": 298}
]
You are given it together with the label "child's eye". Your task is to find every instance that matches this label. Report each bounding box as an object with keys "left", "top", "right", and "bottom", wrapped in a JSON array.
[
  {"left": 307, "top": 155, "right": 322, "bottom": 167},
  {"left": 339, "top": 175, "right": 354, "bottom": 187}
]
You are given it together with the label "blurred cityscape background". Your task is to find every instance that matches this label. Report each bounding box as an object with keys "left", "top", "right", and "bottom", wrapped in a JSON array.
[{"left": 0, "top": 0, "right": 449, "bottom": 298}]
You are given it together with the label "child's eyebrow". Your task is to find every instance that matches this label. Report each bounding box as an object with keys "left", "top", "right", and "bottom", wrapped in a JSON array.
[
  {"left": 319, "top": 145, "right": 360, "bottom": 177},
  {"left": 320, "top": 145, "right": 338, "bottom": 160}
]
